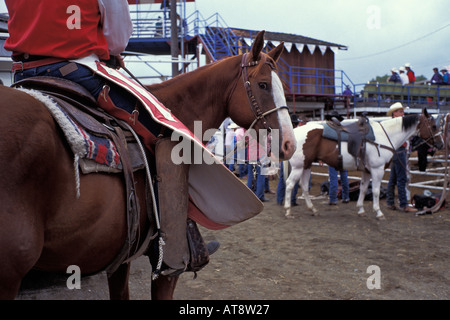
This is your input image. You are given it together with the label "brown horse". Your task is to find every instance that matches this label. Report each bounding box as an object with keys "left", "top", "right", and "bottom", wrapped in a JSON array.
[{"left": 0, "top": 31, "right": 295, "bottom": 299}]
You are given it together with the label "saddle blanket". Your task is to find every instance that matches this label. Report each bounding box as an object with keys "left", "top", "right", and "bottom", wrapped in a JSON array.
[
  {"left": 17, "top": 87, "right": 122, "bottom": 171},
  {"left": 322, "top": 121, "right": 376, "bottom": 142}
]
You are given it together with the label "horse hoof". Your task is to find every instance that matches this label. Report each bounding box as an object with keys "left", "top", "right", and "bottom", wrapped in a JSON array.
[
  {"left": 358, "top": 212, "right": 365, "bottom": 217},
  {"left": 285, "top": 214, "right": 295, "bottom": 219},
  {"left": 376, "top": 214, "right": 386, "bottom": 220}
]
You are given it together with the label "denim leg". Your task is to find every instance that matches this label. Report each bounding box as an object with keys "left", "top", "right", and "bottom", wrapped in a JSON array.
[
  {"left": 247, "top": 164, "right": 256, "bottom": 191},
  {"left": 395, "top": 151, "right": 408, "bottom": 208},
  {"left": 255, "top": 166, "right": 266, "bottom": 201},
  {"left": 387, "top": 155, "right": 398, "bottom": 206},
  {"left": 340, "top": 170, "right": 350, "bottom": 201},
  {"left": 276, "top": 165, "right": 286, "bottom": 204},
  {"left": 328, "top": 166, "right": 338, "bottom": 203}
]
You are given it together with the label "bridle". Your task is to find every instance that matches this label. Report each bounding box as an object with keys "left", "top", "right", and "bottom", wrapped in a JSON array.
[
  {"left": 417, "top": 114, "right": 442, "bottom": 149},
  {"left": 228, "top": 52, "right": 289, "bottom": 133},
  {"left": 224, "top": 52, "right": 289, "bottom": 165}
]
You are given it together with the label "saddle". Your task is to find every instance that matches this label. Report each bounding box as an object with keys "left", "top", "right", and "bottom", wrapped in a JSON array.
[
  {"left": 323, "top": 114, "right": 372, "bottom": 170},
  {"left": 13, "top": 76, "right": 147, "bottom": 274},
  {"left": 12, "top": 76, "right": 210, "bottom": 276}
]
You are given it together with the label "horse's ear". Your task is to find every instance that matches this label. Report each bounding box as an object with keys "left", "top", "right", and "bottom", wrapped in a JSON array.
[
  {"left": 251, "top": 30, "right": 265, "bottom": 61},
  {"left": 267, "top": 42, "right": 284, "bottom": 62},
  {"left": 423, "top": 107, "right": 430, "bottom": 118}
]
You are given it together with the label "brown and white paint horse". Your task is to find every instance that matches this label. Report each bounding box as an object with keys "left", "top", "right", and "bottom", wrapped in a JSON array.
[{"left": 284, "top": 109, "right": 443, "bottom": 220}]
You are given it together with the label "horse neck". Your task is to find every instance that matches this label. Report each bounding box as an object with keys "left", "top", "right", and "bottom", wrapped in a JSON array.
[
  {"left": 147, "top": 56, "right": 240, "bottom": 137},
  {"left": 381, "top": 116, "right": 418, "bottom": 149}
]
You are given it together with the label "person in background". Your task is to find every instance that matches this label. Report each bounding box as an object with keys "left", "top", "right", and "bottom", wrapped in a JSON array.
[
  {"left": 398, "top": 67, "right": 409, "bottom": 86},
  {"left": 405, "top": 63, "right": 416, "bottom": 84},
  {"left": 385, "top": 102, "right": 418, "bottom": 213},
  {"left": 440, "top": 67, "right": 450, "bottom": 85},
  {"left": 430, "top": 67, "right": 444, "bottom": 85},
  {"left": 388, "top": 68, "right": 401, "bottom": 84}
]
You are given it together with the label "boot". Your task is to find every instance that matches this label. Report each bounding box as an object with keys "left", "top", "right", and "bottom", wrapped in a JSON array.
[{"left": 155, "top": 137, "right": 190, "bottom": 276}]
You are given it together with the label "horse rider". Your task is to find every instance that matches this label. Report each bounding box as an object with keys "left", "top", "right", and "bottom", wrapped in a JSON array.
[{"left": 5, "top": 0, "right": 218, "bottom": 276}]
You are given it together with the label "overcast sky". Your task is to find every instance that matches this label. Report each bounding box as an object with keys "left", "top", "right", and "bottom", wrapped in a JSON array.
[
  {"left": 1, "top": 0, "right": 448, "bottom": 85},
  {"left": 193, "top": 0, "right": 449, "bottom": 84}
]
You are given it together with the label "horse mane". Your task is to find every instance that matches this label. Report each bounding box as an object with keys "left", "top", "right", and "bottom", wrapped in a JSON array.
[{"left": 402, "top": 114, "right": 420, "bottom": 131}]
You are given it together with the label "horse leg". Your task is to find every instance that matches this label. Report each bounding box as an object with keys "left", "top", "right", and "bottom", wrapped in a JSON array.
[
  {"left": 284, "top": 167, "right": 302, "bottom": 218},
  {"left": 107, "top": 262, "right": 130, "bottom": 300},
  {"left": 356, "top": 172, "right": 371, "bottom": 216},
  {"left": 151, "top": 275, "right": 179, "bottom": 300},
  {"left": 370, "top": 168, "right": 386, "bottom": 220},
  {"left": 0, "top": 211, "right": 43, "bottom": 299},
  {"left": 301, "top": 168, "right": 318, "bottom": 215}
]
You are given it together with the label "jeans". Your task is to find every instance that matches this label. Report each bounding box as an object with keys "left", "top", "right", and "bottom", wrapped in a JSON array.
[
  {"left": 247, "top": 164, "right": 266, "bottom": 201},
  {"left": 328, "top": 166, "right": 349, "bottom": 203},
  {"left": 14, "top": 61, "right": 162, "bottom": 137},
  {"left": 387, "top": 147, "right": 408, "bottom": 208}
]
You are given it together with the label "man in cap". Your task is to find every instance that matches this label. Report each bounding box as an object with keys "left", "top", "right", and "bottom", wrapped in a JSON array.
[{"left": 386, "top": 103, "right": 417, "bottom": 212}]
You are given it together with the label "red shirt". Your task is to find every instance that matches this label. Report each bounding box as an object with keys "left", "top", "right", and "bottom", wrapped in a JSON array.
[{"left": 5, "top": 0, "right": 110, "bottom": 60}]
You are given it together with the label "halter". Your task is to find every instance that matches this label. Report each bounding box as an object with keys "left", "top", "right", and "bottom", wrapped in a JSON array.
[
  {"left": 224, "top": 53, "right": 290, "bottom": 165},
  {"left": 417, "top": 114, "right": 442, "bottom": 149},
  {"left": 239, "top": 53, "right": 289, "bottom": 133}
]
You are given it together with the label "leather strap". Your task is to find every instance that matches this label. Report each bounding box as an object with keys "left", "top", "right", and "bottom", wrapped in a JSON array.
[{"left": 12, "top": 57, "right": 67, "bottom": 72}]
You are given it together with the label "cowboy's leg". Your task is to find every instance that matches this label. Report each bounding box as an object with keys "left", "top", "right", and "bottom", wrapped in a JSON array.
[
  {"left": 155, "top": 138, "right": 190, "bottom": 275},
  {"left": 340, "top": 170, "right": 350, "bottom": 201},
  {"left": 386, "top": 160, "right": 398, "bottom": 207},
  {"left": 395, "top": 150, "right": 409, "bottom": 208},
  {"left": 328, "top": 166, "right": 338, "bottom": 204},
  {"left": 276, "top": 164, "right": 286, "bottom": 205}
]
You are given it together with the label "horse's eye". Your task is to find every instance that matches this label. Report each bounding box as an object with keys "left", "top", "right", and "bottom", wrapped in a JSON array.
[{"left": 258, "top": 82, "right": 268, "bottom": 90}]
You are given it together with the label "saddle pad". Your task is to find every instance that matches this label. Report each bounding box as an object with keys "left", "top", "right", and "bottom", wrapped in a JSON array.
[
  {"left": 17, "top": 88, "right": 121, "bottom": 169},
  {"left": 322, "top": 122, "right": 376, "bottom": 142}
]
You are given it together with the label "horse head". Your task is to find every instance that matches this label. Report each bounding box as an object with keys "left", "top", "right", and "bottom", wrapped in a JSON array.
[
  {"left": 226, "top": 30, "right": 296, "bottom": 161},
  {"left": 418, "top": 108, "right": 444, "bottom": 150}
]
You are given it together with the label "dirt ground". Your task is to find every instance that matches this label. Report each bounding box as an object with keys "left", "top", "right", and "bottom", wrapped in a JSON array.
[{"left": 16, "top": 156, "right": 450, "bottom": 301}]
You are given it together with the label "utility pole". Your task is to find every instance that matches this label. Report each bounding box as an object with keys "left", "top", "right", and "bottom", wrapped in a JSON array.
[{"left": 169, "top": 0, "right": 179, "bottom": 77}]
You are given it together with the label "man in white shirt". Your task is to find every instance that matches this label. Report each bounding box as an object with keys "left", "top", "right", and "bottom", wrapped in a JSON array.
[{"left": 398, "top": 67, "right": 409, "bottom": 86}]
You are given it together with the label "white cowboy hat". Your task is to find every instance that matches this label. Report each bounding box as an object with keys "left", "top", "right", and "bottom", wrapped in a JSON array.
[
  {"left": 405, "top": 63, "right": 411, "bottom": 68},
  {"left": 387, "top": 102, "right": 405, "bottom": 116},
  {"left": 399, "top": 66, "right": 406, "bottom": 72}
]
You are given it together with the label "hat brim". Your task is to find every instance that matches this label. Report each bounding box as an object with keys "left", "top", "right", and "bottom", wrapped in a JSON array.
[{"left": 387, "top": 107, "right": 404, "bottom": 116}]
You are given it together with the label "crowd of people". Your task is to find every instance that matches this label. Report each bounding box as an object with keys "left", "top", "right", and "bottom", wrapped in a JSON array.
[{"left": 388, "top": 63, "right": 450, "bottom": 86}]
